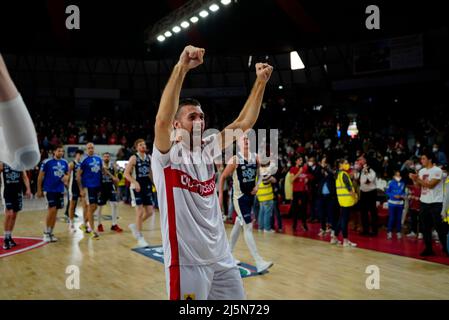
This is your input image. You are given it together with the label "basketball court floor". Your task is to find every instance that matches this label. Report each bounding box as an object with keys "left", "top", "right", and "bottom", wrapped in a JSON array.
[{"left": 1, "top": 202, "right": 449, "bottom": 300}]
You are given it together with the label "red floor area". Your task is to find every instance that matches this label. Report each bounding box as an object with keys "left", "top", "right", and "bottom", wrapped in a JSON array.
[
  {"left": 280, "top": 218, "right": 449, "bottom": 266},
  {"left": 0, "top": 237, "right": 47, "bottom": 258}
]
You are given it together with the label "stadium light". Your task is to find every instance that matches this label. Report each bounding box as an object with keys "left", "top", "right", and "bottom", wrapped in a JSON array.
[
  {"left": 164, "top": 31, "right": 172, "bottom": 38},
  {"left": 190, "top": 16, "right": 199, "bottom": 23},
  {"left": 209, "top": 4, "right": 220, "bottom": 12},
  {"left": 290, "top": 51, "right": 305, "bottom": 70},
  {"left": 221, "top": 0, "right": 232, "bottom": 5},
  {"left": 181, "top": 21, "right": 190, "bottom": 28},
  {"left": 172, "top": 26, "right": 181, "bottom": 33},
  {"left": 157, "top": 35, "right": 165, "bottom": 42},
  {"left": 199, "top": 10, "right": 209, "bottom": 18}
]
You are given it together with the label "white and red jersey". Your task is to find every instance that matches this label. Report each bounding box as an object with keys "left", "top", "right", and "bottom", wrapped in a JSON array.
[{"left": 151, "top": 134, "right": 230, "bottom": 267}]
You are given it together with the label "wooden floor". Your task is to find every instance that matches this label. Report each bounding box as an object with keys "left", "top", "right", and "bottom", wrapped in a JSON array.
[{"left": 1, "top": 203, "right": 449, "bottom": 300}]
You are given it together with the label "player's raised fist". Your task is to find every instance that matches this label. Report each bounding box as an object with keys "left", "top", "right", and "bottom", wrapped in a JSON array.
[
  {"left": 178, "top": 45, "right": 205, "bottom": 70},
  {"left": 255, "top": 63, "right": 273, "bottom": 83}
]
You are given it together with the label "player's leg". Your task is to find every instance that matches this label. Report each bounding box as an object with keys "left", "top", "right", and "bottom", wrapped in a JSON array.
[
  {"left": 86, "top": 188, "right": 100, "bottom": 238},
  {"left": 3, "top": 208, "right": 16, "bottom": 249},
  {"left": 109, "top": 186, "right": 122, "bottom": 231},
  {"left": 208, "top": 253, "right": 246, "bottom": 300}
]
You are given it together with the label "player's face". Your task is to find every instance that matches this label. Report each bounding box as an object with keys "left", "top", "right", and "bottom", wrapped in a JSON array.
[
  {"left": 175, "top": 105, "right": 205, "bottom": 135},
  {"left": 75, "top": 153, "right": 82, "bottom": 161},
  {"left": 237, "top": 135, "right": 250, "bottom": 153},
  {"left": 420, "top": 155, "right": 429, "bottom": 167},
  {"left": 86, "top": 143, "right": 95, "bottom": 156},
  {"left": 54, "top": 148, "right": 64, "bottom": 159},
  {"left": 103, "top": 154, "right": 110, "bottom": 163},
  {"left": 137, "top": 142, "right": 146, "bottom": 153}
]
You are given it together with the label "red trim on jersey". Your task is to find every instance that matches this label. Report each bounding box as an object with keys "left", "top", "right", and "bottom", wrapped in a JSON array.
[
  {"left": 169, "top": 168, "right": 215, "bottom": 197},
  {"left": 164, "top": 167, "right": 181, "bottom": 300}
]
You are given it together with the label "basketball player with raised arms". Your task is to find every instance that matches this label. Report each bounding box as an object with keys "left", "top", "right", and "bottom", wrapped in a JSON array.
[{"left": 151, "top": 45, "right": 273, "bottom": 300}]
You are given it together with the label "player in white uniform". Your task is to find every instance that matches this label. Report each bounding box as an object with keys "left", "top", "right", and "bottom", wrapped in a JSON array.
[{"left": 152, "top": 45, "right": 273, "bottom": 300}]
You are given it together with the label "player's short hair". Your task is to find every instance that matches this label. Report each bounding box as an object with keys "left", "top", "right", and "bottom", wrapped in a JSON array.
[
  {"left": 102, "top": 152, "right": 110, "bottom": 156},
  {"left": 175, "top": 98, "right": 202, "bottom": 120},
  {"left": 134, "top": 138, "right": 145, "bottom": 149},
  {"left": 75, "top": 149, "right": 84, "bottom": 155},
  {"left": 54, "top": 144, "right": 64, "bottom": 151},
  {"left": 422, "top": 150, "right": 435, "bottom": 163}
]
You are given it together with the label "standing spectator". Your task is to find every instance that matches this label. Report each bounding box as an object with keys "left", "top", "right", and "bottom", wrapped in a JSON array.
[
  {"left": 256, "top": 160, "right": 277, "bottom": 232},
  {"left": 406, "top": 172, "right": 422, "bottom": 239},
  {"left": 307, "top": 156, "right": 321, "bottom": 223},
  {"left": 409, "top": 152, "right": 448, "bottom": 256},
  {"left": 331, "top": 159, "right": 358, "bottom": 247},
  {"left": 433, "top": 144, "right": 448, "bottom": 166},
  {"left": 288, "top": 156, "right": 309, "bottom": 232},
  {"left": 359, "top": 159, "right": 378, "bottom": 236},
  {"left": 386, "top": 171, "right": 406, "bottom": 240},
  {"left": 441, "top": 166, "right": 449, "bottom": 252},
  {"left": 317, "top": 157, "right": 336, "bottom": 236}
]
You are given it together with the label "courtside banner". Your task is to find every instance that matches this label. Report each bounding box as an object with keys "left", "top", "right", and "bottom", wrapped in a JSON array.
[{"left": 64, "top": 144, "right": 122, "bottom": 162}]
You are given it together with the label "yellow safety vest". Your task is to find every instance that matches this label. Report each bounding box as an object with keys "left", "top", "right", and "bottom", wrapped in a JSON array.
[
  {"left": 257, "top": 180, "right": 274, "bottom": 202},
  {"left": 336, "top": 171, "right": 357, "bottom": 207},
  {"left": 284, "top": 172, "right": 293, "bottom": 201},
  {"left": 117, "top": 172, "right": 126, "bottom": 187}
]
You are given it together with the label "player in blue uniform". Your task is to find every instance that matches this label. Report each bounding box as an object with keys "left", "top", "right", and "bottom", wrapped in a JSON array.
[
  {"left": 1, "top": 162, "right": 32, "bottom": 249},
  {"left": 96, "top": 152, "right": 123, "bottom": 233},
  {"left": 37, "top": 145, "right": 69, "bottom": 243},
  {"left": 219, "top": 134, "right": 273, "bottom": 273},
  {"left": 67, "top": 149, "right": 86, "bottom": 232},
  {"left": 124, "top": 139, "right": 154, "bottom": 248},
  {"left": 76, "top": 142, "right": 103, "bottom": 239}
]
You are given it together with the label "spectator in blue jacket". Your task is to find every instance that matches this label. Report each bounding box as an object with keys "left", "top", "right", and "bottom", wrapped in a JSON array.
[{"left": 386, "top": 170, "right": 407, "bottom": 240}]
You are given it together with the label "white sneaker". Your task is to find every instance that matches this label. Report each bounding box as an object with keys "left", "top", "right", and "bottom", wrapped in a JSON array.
[
  {"left": 397, "top": 232, "right": 402, "bottom": 240},
  {"left": 129, "top": 224, "right": 138, "bottom": 239},
  {"left": 387, "top": 232, "right": 392, "bottom": 240},
  {"left": 343, "top": 239, "right": 357, "bottom": 247},
  {"left": 43, "top": 233, "right": 51, "bottom": 242},
  {"left": 432, "top": 230, "right": 438, "bottom": 240},
  {"left": 50, "top": 234, "right": 58, "bottom": 242},
  {"left": 325, "top": 227, "right": 332, "bottom": 234},
  {"left": 69, "top": 223, "right": 76, "bottom": 232},
  {"left": 330, "top": 236, "right": 340, "bottom": 245},
  {"left": 406, "top": 232, "right": 416, "bottom": 238},
  {"left": 317, "top": 229, "right": 325, "bottom": 237},
  {"left": 256, "top": 260, "right": 273, "bottom": 273},
  {"left": 137, "top": 237, "right": 150, "bottom": 248},
  {"left": 264, "top": 229, "right": 275, "bottom": 233},
  {"left": 418, "top": 233, "right": 423, "bottom": 240}
]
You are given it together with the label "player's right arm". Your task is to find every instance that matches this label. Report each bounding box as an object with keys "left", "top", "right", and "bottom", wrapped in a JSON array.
[
  {"left": 154, "top": 45, "right": 205, "bottom": 154},
  {"left": 0, "top": 54, "right": 18, "bottom": 102},
  {"left": 37, "top": 168, "right": 45, "bottom": 198},
  {"left": 219, "top": 156, "right": 237, "bottom": 210},
  {"left": 124, "top": 155, "right": 140, "bottom": 192}
]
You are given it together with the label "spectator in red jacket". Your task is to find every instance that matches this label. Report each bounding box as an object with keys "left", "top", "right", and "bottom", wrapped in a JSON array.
[{"left": 288, "top": 156, "right": 309, "bottom": 232}]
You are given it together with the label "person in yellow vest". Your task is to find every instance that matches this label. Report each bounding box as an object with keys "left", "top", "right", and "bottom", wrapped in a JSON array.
[
  {"left": 116, "top": 165, "right": 128, "bottom": 203},
  {"left": 440, "top": 166, "right": 449, "bottom": 254},
  {"left": 256, "top": 160, "right": 277, "bottom": 232},
  {"left": 331, "top": 159, "right": 358, "bottom": 247}
]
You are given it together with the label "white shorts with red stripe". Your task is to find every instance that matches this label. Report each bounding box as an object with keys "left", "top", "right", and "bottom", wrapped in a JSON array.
[{"left": 165, "top": 251, "right": 246, "bottom": 300}]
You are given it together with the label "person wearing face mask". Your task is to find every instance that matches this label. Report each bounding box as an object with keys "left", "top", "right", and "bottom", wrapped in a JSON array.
[
  {"left": 317, "top": 157, "right": 337, "bottom": 237},
  {"left": 288, "top": 156, "right": 309, "bottom": 232},
  {"left": 433, "top": 144, "right": 448, "bottom": 166},
  {"left": 331, "top": 159, "right": 358, "bottom": 247},
  {"left": 359, "top": 159, "right": 378, "bottom": 236},
  {"left": 413, "top": 142, "right": 422, "bottom": 157},
  {"left": 385, "top": 171, "right": 406, "bottom": 240},
  {"left": 306, "top": 156, "right": 321, "bottom": 223}
]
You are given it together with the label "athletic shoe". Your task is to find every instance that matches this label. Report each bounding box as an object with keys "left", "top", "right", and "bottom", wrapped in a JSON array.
[
  {"left": 330, "top": 236, "right": 340, "bottom": 245},
  {"left": 397, "top": 232, "right": 402, "bottom": 240},
  {"left": 256, "top": 260, "right": 273, "bottom": 274},
  {"left": 432, "top": 230, "right": 438, "bottom": 240},
  {"left": 418, "top": 233, "right": 423, "bottom": 240},
  {"left": 128, "top": 224, "right": 138, "bottom": 239},
  {"left": 406, "top": 232, "right": 416, "bottom": 238},
  {"left": 2, "top": 238, "right": 12, "bottom": 250},
  {"left": 97, "top": 224, "right": 104, "bottom": 232},
  {"left": 325, "top": 227, "right": 332, "bottom": 234},
  {"left": 69, "top": 223, "right": 76, "bottom": 232},
  {"left": 79, "top": 224, "right": 88, "bottom": 233},
  {"left": 111, "top": 225, "right": 123, "bottom": 232},
  {"left": 90, "top": 232, "right": 100, "bottom": 240},
  {"left": 9, "top": 238, "right": 17, "bottom": 247},
  {"left": 137, "top": 237, "right": 150, "bottom": 248},
  {"left": 264, "top": 229, "right": 275, "bottom": 233},
  {"left": 343, "top": 239, "right": 357, "bottom": 247},
  {"left": 43, "top": 233, "right": 51, "bottom": 242},
  {"left": 387, "top": 232, "right": 392, "bottom": 240},
  {"left": 50, "top": 234, "right": 58, "bottom": 242},
  {"left": 235, "top": 259, "right": 241, "bottom": 265},
  {"left": 317, "top": 229, "right": 325, "bottom": 237}
]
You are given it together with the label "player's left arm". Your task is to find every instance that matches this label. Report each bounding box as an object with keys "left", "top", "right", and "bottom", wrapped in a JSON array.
[
  {"left": 217, "top": 63, "right": 273, "bottom": 150},
  {"left": 22, "top": 171, "right": 32, "bottom": 197}
]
